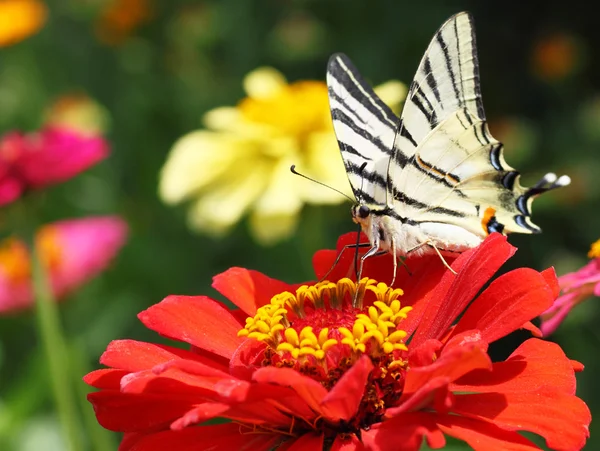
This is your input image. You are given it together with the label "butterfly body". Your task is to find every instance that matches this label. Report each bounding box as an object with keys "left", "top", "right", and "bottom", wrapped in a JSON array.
[
  {"left": 352, "top": 202, "right": 483, "bottom": 260},
  {"left": 328, "top": 12, "right": 570, "bottom": 272}
]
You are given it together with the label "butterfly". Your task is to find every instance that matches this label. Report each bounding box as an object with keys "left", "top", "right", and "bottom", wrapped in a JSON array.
[{"left": 327, "top": 11, "right": 570, "bottom": 280}]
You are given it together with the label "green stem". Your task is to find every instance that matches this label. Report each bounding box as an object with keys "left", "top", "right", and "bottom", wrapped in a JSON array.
[
  {"left": 72, "top": 340, "right": 115, "bottom": 451},
  {"left": 31, "top": 244, "right": 83, "bottom": 451}
]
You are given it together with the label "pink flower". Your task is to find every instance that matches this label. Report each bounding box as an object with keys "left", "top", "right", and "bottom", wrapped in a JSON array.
[
  {"left": 541, "top": 239, "right": 600, "bottom": 335},
  {"left": 0, "top": 126, "right": 109, "bottom": 206},
  {"left": 0, "top": 216, "right": 128, "bottom": 313}
]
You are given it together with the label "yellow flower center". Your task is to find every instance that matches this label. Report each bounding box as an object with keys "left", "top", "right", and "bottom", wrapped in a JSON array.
[
  {"left": 588, "top": 239, "right": 600, "bottom": 259},
  {"left": 0, "top": 226, "right": 63, "bottom": 284},
  {"left": 238, "top": 80, "right": 331, "bottom": 139},
  {"left": 240, "top": 277, "right": 410, "bottom": 378},
  {"left": 238, "top": 278, "right": 412, "bottom": 431}
]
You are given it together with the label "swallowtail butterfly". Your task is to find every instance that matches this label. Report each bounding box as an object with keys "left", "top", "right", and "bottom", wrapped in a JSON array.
[{"left": 327, "top": 12, "right": 569, "bottom": 276}]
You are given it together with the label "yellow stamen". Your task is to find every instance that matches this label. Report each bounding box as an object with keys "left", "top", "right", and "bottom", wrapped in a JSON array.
[
  {"left": 588, "top": 239, "right": 600, "bottom": 259},
  {"left": 238, "top": 278, "right": 411, "bottom": 363}
]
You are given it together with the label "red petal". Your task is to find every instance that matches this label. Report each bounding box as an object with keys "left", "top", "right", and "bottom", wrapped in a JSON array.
[
  {"left": 541, "top": 267, "right": 560, "bottom": 298},
  {"left": 386, "top": 376, "right": 450, "bottom": 417},
  {"left": 88, "top": 390, "right": 196, "bottom": 432},
  {"left": 98, "top": 340, "right": 228, "bottom": 373},
  {"left": 138, "top": 296, "right": 244, "bottom": 359},
  {"left": 443, "top": 329, "right": 488, "bottom": 354},
  {"left": 362, "top": 412, "right": 446, "bottom": 451},
  {"left": 252, "top": 366, "right": 328, "bottom": 416},
  {"left": 403, "top": 343, "right": 491, "bottom": 397},
  {"left": 229, "top": 339, "right": 267, "bottom": 380},
  {"left": 170, "top": 403, "right": 230, "bottom": 429},
  {"left": 409, "top": 233, "right": 515, "bottom": 346},
  {"left": 156, "top": 359, "right": 316, "bottom": 423},
  {"left": 435, "top": 414, "right": 541, "bottom": 451},
  {"left": 520, "top": 321, "right": 542, "bottom": 337},
  {"left": 453, "top": 339, "right": 577, "bottom": 395},
  {"left": 451, "top": 268, "right": 555, "bottom": 343},
  {"left": 572, "top": 360, "right": 585, "bottom": 372},
  {"left": 320, "top": 355, "right": 373, "bottom": 420},
  {"left": 212, "top": 267, "right": 295, "bottom": 315},
  {"left": 451, "top": 389, "right": 590, "bottom": 451},
  {"left": 84, "top": 368, "right": 129, "bottom": 389},
  {"left": 124, "top": 423, "right": 282, "bottom": 451},
  {"left": 285, "top": 432, "right": 324, "bottom": 451},
  {"left": 331, "top": 434, "right": 365, "bottom": 451}
]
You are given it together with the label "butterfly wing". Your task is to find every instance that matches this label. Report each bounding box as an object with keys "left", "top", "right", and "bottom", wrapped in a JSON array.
[
  {"left": 391, "top": 12, "right": 568, "bottom": 240},
  {"left": 327, "top": 54, "right": 399, "bottom": 206}
]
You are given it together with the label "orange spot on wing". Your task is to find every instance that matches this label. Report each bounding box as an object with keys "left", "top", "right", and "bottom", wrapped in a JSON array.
[{"left": 481, "top": 207, "right": 496, "bottom": 235}]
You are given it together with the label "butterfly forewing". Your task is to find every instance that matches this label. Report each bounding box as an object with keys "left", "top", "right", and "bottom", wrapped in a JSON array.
[{"left": 327, "top": 54, "right": 399, "bottom": 206}]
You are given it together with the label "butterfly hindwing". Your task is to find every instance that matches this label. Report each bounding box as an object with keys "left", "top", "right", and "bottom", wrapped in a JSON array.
[{"left": 390, "top": 12, "right": 566, "bottom": 239}]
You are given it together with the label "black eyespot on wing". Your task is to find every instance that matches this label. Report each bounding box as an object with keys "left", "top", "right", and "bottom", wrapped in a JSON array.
[{"left": 486, "top": 216, "right": 505, "bottom": 234}]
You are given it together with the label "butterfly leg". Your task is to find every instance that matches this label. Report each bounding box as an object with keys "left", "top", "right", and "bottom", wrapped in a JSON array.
[
  {"left": 358, "top": 245, "right": 381, "bottom": 280},
  {"left": 352, "top": 245, "right": 383, "bottom": 306},
  {"left": 390, "top": 238, "right": 398, "bottom": 287},
  {"left": 427, "top": 241, "right": 457, "bottom": 275},
  {"left": 319, "top": 242, "right": 371, "bottom": 282}
]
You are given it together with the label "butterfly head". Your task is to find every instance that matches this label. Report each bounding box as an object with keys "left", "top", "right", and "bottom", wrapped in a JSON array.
[
  {"left": 352, "top": 203, "right": 384, "bottom": 243},
  {"left": 351, "top": 203, "right": 402, "bottom": 254},
  {"left": 351, "top": 204, "right": 371, "bottom": 224}
]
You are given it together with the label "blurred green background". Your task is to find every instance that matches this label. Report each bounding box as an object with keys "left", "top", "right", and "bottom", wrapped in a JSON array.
[{"left": 0, "top": 0, "right": 598, "bottom": 449}]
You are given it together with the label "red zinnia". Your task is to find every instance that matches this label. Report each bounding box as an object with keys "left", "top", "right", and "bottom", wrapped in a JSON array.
[{"left": 85, "top": 233, "right": 590, "bottom": 450}]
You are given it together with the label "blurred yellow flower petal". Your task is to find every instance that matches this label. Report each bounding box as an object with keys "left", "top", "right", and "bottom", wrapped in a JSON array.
[
  {"left": 302, "top": 131, "right": 352, "bottom": 203},
  {"left": 159, "top": 131, "right": 242, "bottom": 204},
  {"left": 187, "top": 161, "right": 270, "bottom": 235},
  {"left": 374, "top": 81, "right": 407, "bottom": 116},
  {"left": 243, "top": 68, "right": 287, "bottom": 99},
  {"left": 253, "top": 158, "right": 303, "bottom": 217},
  {"left": 249, "top": 211, "right": 299, "bottom": 246},
  {"left": 203, "top": 107, "right": 242, "bottom": 131},
  {"left": 0, "top": 0, "right": 47, "bottom": 47},
  {"left": 160, "top": 66, "right": 405, "bottom": 245}
]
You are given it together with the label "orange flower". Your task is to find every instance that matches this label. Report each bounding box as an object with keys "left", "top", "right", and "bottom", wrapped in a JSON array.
[
  {"left": 95, "top": 0, "right": 152, "bottom": 45},
  {"left": 532, "top": 33, "right": 581, "bottom": 82},
  {"left": 0, "top": 0, "right": 47, "bottom": 47}
]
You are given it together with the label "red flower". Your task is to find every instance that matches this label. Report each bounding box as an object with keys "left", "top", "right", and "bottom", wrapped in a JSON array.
[
  {"left": 85, "top": 233, "right": 590, "bottom": 450},
  {"left": 0, "top": 126, "right": 108, "bottom": 206}
]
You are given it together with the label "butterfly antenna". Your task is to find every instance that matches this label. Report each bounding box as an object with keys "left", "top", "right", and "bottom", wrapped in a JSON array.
[{"left": 290, "top": 165, "right": 354, "bottom": 202}]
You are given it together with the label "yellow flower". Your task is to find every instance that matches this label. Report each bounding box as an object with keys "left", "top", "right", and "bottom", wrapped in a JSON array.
[
  {"left": 0, "top": 0, "right": 47, "bottom": 47},
  {"left": 159, "top": 67, "right": 405, "bottom": 245}
]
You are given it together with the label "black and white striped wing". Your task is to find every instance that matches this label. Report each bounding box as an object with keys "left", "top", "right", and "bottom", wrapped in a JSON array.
[
  {"left": 327, "top": 54, "right": 399, "bottom": 206},
  {"left": 390, "top": 12, "right": 568, "bottom": 237}
]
